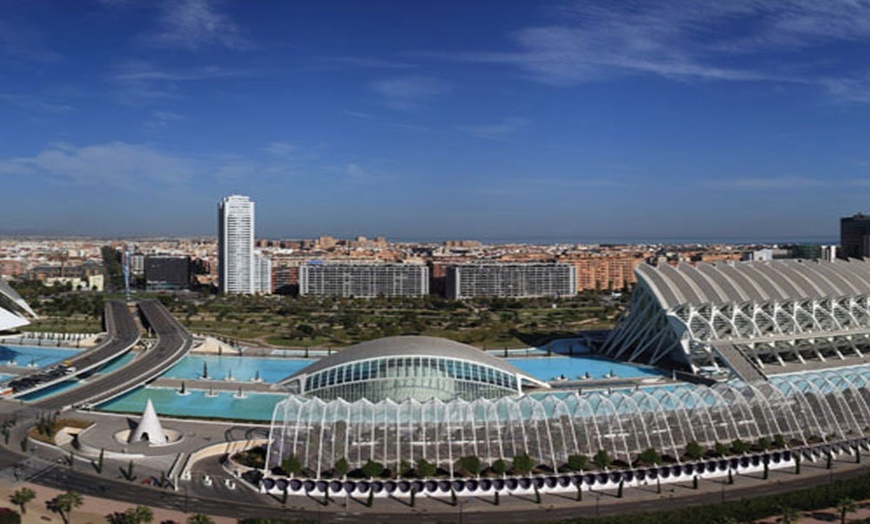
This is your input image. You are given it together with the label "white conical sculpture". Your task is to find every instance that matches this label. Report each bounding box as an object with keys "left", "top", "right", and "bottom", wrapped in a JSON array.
[{"left": 129, "top": 398, "right": 168, "bottom": 444}]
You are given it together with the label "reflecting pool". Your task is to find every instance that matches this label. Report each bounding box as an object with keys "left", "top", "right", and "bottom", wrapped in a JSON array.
[
  {"left": 0, "top": 345, "right": 79, "bottom": 368},
  {"left": 97, "top": 386, "right": 285, "bottom": 422}
]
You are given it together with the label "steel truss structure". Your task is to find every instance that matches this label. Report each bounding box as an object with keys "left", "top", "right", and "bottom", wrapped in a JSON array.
[
  {"left": 266, "top": 366, "right": 870, "bottom": 477},
  {"left": 602, "top": 259, "right": 870, "bottom": 373}
]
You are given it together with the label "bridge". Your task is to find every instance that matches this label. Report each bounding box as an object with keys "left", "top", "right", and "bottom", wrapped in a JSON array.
[
  {"left": 6, "top": 300, "right": 140, "bottom": 398},
  {"left": 32, "top": 300, "right": 193, "bottom": 411}
]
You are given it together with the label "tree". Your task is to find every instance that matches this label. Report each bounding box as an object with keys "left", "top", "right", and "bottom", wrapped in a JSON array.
[
  {"left": 416, "top": 458, "right": 436, "bottom": 478},
  {"left": 459, "top": 455, "right": 481, "bottom": 477},
  {"left": 731, "top": 439, "right": 750, "bottom": 454},
  {"left": 779, "top": 505, "right": 800, "bottom": 524},
  {"left": 125, "top": 505, "right": 154, "bottom": 524},
  {"left": 361, "top": 460, "right": 385, "bottom": 479},
  {"left": 49, "top": 490, "right": 83, "bottom": 524},
  {"left": 512, "top": 454, "right": 534, "bottom": 475},
  {"left": 187, "top": 515, "right": 214, "bottom": 524},
  {"left": 334, "top": 457, "right": 349, "bottom": 479},
  {"left": 567, "top": 454, "right": 589, "bottom": 471},
  {"left": 491, "top": 459, "right": 507, "bottom": 476},
  {"left": 714, "top": 441, "right": 729, "bottom": 457},
  {"left": 593, "top": 449, "right": 612, "bottom": 470},
  {"left": 10, "top": 487, "right": 35, "bottom": 514},
  {"left": 773, "top": 434, "right": 787, "bottom": 449},
  {"left": 281, "top": 455, "right": 302, "bottom": 476},
  {"left": 837, "top": 497, "right": 857, "bottom": 524},
  {"left": 638, "top": 448, "right": 661, "bottom": 466},
  {"left": 757, "top": 436, "right": 772, "bottom": 451},
  {"left": 685, "top": 441, "right": 704, "bottom": 461}
]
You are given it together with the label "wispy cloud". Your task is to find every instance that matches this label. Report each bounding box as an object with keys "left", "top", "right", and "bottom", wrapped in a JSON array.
[
  {"left": 455, "top": 1, "right": 870, "bottom": 101},
  {"left": 262, "top": 141, "right": 298, "bottom": 158},
  {"left": 0, "top": 142, "right": 193, "bottom": 189},
  {"left": 0, "top": 17, "right": 61, "bottom": 63},
  {"left": 318, "top": 56, "right": 416, "bottom": 70},
  {"left": 144, "top": 110, "right": 185, "bottom": 131},
  {"left": 0, "top": 93, "right": 74, "bottom": 113},
  {"left": 457, "top": 117, "right": 529, "bottom": 140},
  {"left": 110, "top": 60, "right": 245, "bottom": 104},
  {"left": 703, "top": 176, "right": 829, "bottom": 190},
  {"left": 146, "top": 0, "right": 249, "bottom": 51},
  {"left": 368, "top": 75, "right": 451, "bottom": 109}
]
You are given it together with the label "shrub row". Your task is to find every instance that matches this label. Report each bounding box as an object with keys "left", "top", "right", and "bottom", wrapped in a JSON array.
[{"left": 571, "top": 470, "right": 870, "bottom": 524}]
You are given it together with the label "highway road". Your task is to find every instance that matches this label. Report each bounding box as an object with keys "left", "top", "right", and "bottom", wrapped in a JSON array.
[
  {"left": 7, "top": 300, "right": 140, "bottom": 397},
  {"left": 32, "top": 300, "right": 192, "bottom": 411},
  {"left": 3, "top": 440, "right": 870, "bottom": 523}
]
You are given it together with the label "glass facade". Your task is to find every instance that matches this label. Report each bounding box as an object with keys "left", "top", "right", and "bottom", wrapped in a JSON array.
[
  {"left": 268, "top": 365, "right": 870, "bottom": 478},
  {"left": 293, "top": 356, "right": 520, "bottom": 402}
]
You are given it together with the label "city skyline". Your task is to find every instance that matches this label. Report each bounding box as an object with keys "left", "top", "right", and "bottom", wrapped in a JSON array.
[{"left": 2, "top": 1, "right": 870, "bottom": 241}]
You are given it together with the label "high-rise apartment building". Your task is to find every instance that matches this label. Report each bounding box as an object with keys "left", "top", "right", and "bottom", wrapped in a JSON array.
[
  {"left": 218, "top": 195, "right": 255, "bottom": 294},
  {"left": 254, "top": 251, "right": 272, "bottom": 294},
  {"left": 144, "top": 255, "right": 191, "bottom": 291},
  {"left": 299, "top": 262, "right": 429, "bottom": 298},
  {"left": 445, "top": 263, "right": 577, "bottom": 299},
  {"left": 841, "top": 214, "right": 870, "bottom": 259}
]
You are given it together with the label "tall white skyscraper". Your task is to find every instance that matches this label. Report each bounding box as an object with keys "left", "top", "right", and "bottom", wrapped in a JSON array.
[{"left": 218, "top": 195, "right": 255, "bottom": 294}]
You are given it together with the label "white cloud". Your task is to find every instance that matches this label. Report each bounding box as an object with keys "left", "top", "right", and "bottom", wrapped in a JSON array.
[
  {"left": 110, "top": 60, "right": 245, "bottom": 105},
  {"left": 457, "top": 117, "right": 529, "bottom": 140},
  {"left": 704, "top": 177, "right": 828, "bottom": 190},
  {"left": 262, "top": 142, "right": 297, "bottom": 158},
  {"left": 318, "top": 56, "right": 416, "bottom": 70},
  {"left": 147, "top": 0, "right": 249, "bottom": 51},
  {"left": 145, "top": 110, "right": 185, "bottom": 130},
  {"left": 0, "top": 93, "right": 74, "bottom": 113},
  {"left": 368, "top": 75, "right": 451, "bottom": 109},
  {"left": 2, "top": 142, "right": 193, "bottom": 189},
  {"left": 455, "top": 1, "right": 870, "bottom": 100}
]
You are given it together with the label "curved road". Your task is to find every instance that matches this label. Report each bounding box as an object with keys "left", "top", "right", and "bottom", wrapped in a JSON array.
[
  {"left": 7, "top": 300, "right": 140, "bottom": 397},
  {"left": 33, "top": 300, "right": 192, "bottom": 411}
]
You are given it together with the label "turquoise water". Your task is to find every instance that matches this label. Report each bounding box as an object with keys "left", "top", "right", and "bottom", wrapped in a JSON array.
[
  {"left": 97, "top": 386, "right": 285, "bottom": 422},
  {"left": 0, "top": 345, "right": 79, "bottom": 368},
  {"left": 95, "top": 353, "right": 136, "bottom": 374},
  {"left": 19, "top": 379, "right": 81, "bottom": 401},
  {"left": 507, "top": 356, "right": 665, "bottom": 381},
  {"left": 161, "top": 355, "right": 314, "bottom": 383}
]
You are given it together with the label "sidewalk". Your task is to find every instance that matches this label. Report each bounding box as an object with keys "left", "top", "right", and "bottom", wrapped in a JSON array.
[{"left": 0, "top": 480, "right": 235, "bottom": 524}]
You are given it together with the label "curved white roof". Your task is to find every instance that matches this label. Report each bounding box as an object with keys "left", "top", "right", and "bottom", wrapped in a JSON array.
[
  {"left": 288, "top": 335, "right": 548, "bottom": 388},
  {"left": 637, "top": 259, "right": 870, "bottom": 309},
  {"left": 0, "top": 280, "right": 35, "bottom": 331}
]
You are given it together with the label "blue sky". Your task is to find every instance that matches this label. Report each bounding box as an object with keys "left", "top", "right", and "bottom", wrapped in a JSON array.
[{"left": 1, "top": 0, "right": 870, "bottom": 242}]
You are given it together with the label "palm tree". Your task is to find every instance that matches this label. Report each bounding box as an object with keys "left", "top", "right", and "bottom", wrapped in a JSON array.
[
  {"left": 780, "top": 505, "right": 800, "bottom": 524},
  {"left": 49, "top": 490, "right": 83, "bottom": 524},
  {"left": 10, "top": 487, "right": 35, "bottom": 514},
  {"left": 126, "top": 505, "right": 154, "bottom": 524},
  {"left": 187, "top": 514, "right": 214, "bottom": 524},
  {"left": 837, "top": 498, "right": 857, "bottom": 524}
]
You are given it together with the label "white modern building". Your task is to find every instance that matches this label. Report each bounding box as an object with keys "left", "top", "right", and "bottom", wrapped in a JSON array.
[
  {"left": 445, "top": 263, "right": 577, "bottom": 299},
  {"left": 603, "top": 258, "right": 870, "bottom": 380},
  {"left": 0, "top": 279, "right": 37, "bottom": 332},
  {"left": 218, "top": 195, "right": 255, "bottom": 294},
  {"left": 299, "top": 262, "right": 428, "bottom": 298},
  {"left": 254, "top": 251, "right": 272, "bottom": 295}
]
